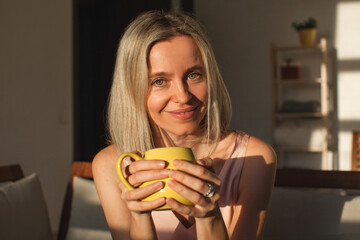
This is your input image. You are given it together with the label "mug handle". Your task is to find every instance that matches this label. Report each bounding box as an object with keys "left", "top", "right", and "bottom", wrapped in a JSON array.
[{"left": 116, "top": 152, "right": 142, "bottom": 190}]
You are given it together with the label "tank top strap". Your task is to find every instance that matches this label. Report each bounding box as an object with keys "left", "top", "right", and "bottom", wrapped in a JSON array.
[
  {"left": 218, "top": 130, "right": 250, "bottom": 206},
  {"left": 230, "top": 130, "right": 249, "bottom": 158}
]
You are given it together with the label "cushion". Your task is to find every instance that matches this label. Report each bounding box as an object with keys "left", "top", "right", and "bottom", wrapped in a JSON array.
[
  {"left": 0, "top": 173, "right": 52, "bottom": 240},
  {"left": 66, "top": 176, "right": 111, "bottom": 240},
  {"left": 264, "top": 187, "right": 360, "bottom": 240},
  {"left": 274, "top": 120, "right": 325, "bottom": 148}
]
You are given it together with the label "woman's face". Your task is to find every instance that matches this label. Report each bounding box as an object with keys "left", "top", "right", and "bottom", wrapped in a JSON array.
[{"left": 146, "top": 35, "right": 208, "bottom": 138}]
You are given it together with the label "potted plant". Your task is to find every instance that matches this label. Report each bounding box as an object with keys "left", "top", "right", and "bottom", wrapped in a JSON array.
[{"left": 292, "top": 17, "right": 317, "bottom": 46}]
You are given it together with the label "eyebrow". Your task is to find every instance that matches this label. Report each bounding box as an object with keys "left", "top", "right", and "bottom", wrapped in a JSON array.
[
  {"left": 148, "top": 71, "right": 172, "bottom": 79},
  {"left": 186, "top": 65, "right": 204, "bottom": 73},
  {"left": 148, "top": 64, "right": 204, "bottom": 79}
]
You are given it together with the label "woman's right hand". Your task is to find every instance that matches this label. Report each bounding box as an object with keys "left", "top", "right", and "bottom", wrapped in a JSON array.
[{"left": 119, "top": 158, "right": 169, "bottom": 214}]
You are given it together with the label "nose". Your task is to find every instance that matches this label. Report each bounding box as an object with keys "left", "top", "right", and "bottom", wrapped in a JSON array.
[{"left": 171, "top": 80, "right": 192, "bottom": 103}]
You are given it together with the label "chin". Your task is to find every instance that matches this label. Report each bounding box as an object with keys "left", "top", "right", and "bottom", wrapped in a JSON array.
[{"left": 164, "top": 124, "right": 204, "bottom": 137}]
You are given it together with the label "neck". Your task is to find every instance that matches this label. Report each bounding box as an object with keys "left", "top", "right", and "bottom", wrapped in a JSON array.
[
  {"left": 152, "top": 126, "right": 211, "bottom": 158},
  {"left": 153, "top": 128, "right": 202, "bottom": 147}
]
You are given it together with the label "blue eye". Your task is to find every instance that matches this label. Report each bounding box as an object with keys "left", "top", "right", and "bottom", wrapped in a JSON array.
[
  {"left": 188, "top": 73, "right": 200, "bottom": 80},
  {"left": 152, "top": 79, "right": 166, "bottom": 86}
]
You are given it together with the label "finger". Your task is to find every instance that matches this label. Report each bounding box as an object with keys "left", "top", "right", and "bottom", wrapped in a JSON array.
[
  {"left": 127, "top": 197, "right": 166, "bottom": 212},
  {"left": 118, "top": 182, "right": 127, "bottom": 196},
  {"left": 131, "top": 150, "right": 142, "bottom": 155},
  {"left": 197, "top": 157, "right": 216, "bottom": 174},
  {"left": 128, "top": 169, "right": 169, "bottom": 187},
  {"left": 125, "top": 181, "right": 164, "bottom": 201},
  {"left": 196, "top": 157, "right": 213, "bottom": 169},
  {"left": 168, "top": 198, "right": 219, "bottom": 219},
  {"left": 173, "top": 160, "right": 221, "bottom": 186},
  {"left": 169, "top": 169, "right": 216, "bottom": 197},
  {"left": 122, "top": 150, "right": 142, "bottom": 167},
  {"left": 168, "top": 180, "right": 209, "bottom": 207},
  {"left": 167, "top": 198, "right": 211, "bottom": 218},
  {"left": 166, "top": 198, "right": 195, "bottom": 216},
  {"left": 128, "top": 160, "right": 166, "bottom": 174}
]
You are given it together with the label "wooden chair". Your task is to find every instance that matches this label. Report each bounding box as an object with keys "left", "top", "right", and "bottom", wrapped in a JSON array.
[
  {"left": 266, "top": 169, "right": 360, "bottom": 238},
  {"left": 352, "top": 131, "right": 360, "bottom": 171},
  {"left": 0, "top": 164, "right": 24, "bottom": 183},
  {"left": 0, "top": 164, "right": 53, "bottom": 239},
  {"left": 275, "top": 168, "right": 360, "bottom": 189},
  {"left": 58, "top": 161, "right": 93, "bottom": 240},
  {"left": 58, "top": 164, "right": 360, "bottom": 239}
]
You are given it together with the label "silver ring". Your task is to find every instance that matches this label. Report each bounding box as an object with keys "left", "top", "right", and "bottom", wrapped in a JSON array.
[{"left": 203, "top": 183, "right": 215, "bottom": 198}]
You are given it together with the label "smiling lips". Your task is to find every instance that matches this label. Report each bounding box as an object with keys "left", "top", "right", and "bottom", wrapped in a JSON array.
[{"left": 168, "top": 106, "right": 198, "bottom": 120}]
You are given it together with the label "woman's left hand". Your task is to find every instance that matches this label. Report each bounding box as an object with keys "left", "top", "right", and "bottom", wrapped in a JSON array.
[{"left": 166, "top": 157, "right": 222, "bottom": 218}]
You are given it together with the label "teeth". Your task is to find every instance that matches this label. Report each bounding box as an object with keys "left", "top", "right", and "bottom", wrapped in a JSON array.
[{"left": 180, "top": 112, "right": 188, "bottom": 115}]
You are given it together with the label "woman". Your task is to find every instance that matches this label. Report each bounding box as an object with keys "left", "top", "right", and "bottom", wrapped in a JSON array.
[{"left": 93, "top": 10, "right": 276, "bottom": 240}]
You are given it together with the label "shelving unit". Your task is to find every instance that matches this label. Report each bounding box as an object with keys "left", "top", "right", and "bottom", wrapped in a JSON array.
[{"left": 270, "top": 38, "right": 337, "bottom": 170}]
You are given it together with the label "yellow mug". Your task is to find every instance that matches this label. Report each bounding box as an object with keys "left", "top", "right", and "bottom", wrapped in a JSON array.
[{"left": 116, "top": 147, "right": 197, "bottom": 210}]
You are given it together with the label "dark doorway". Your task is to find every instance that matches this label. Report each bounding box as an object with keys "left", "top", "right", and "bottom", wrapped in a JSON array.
[{"left": 73, "top": 0, "right": 194, "bottom": 162}]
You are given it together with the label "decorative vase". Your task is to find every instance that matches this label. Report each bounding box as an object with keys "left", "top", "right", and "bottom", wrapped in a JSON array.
[{"left": 298, "top": 28, "right": 317, "bottom": 46}]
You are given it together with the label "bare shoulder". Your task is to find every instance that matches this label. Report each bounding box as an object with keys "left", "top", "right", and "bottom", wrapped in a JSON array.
[
  {"left": 233, "top": 134, "right": 277, "bottom": 238},
  {"left": 93, "top": 144, "right": 120, "bottom": 163},
  {"left": 246, "top": 135, "right": 277, "bottom": 166},
  {"left": 92, "top": 145, "right": 131, "bottom": 237},
  {"left": 92, "top": 145, "right": 121, "bottom": 181}
]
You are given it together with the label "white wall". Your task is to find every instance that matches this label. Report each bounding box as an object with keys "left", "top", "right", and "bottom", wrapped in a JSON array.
[
  {"left": 195, "top": 0, "right": 360, "bottom": 170},
  {"left": 0, "top": 0, "right": 72, "bottom": 234},
  {"left": 195, "top": 1, "right": 272, "bottom": 143}
]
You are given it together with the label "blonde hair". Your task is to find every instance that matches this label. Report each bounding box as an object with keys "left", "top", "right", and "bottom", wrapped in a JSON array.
[{"left": 108, "top": 11, "right": 232, "bottom": 154}]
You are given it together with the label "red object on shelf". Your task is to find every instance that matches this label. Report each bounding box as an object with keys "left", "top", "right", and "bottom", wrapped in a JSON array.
[{"left": 281, "top": 58, "right": 301, "bottom": 79}]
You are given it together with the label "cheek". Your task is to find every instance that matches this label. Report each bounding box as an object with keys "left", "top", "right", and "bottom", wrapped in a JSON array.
[
  {"left": 201, "top": 91, "right": 208, "bottom": 104},
  {"left": 146, "top": 92, "right": 169, "bottom": 115},
  {"left": 193, "top": 84, "right": 208, "bottom": 104}
]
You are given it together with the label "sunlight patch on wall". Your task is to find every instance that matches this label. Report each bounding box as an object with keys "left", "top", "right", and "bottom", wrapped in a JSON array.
[
  {"left": 339, "top": 132, "right": 352, "bottom": 170},
  {"left": 335, "top": 1, "right": 360, "bottom": 170},
  {"left": 335, "top": 1, "right": 360, "bottom": 60},
  {"left": 337, "top": 70, "right": 360, "bottom": 171},
  {"left": 338, "top": 71, "right": 360, "bottom": 120}
]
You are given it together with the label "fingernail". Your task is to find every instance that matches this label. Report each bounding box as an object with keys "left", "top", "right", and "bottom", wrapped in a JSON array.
[
  {"left": 173, "top": 159, "right": 180, "bottom": 166},
  {"left": 155, "top": 181, "right": 164, "bottom": 189},
  {"left": 161, "top": 169, "right": 170, "bottom": 176},
  {"left": 157, "top": 161, "right": 165, "bottom": 167},
  {"left": 168, "top": 180, "right": 176, "bottom": 187},
  {"left": 168, "top": 169, "right": 175, "bottom": 178},
  {"left": 158, "top": 197, "right": 166, "bottom": 204}
]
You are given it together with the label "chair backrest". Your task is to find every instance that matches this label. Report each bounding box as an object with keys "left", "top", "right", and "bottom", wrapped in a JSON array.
[
  {"left": 352, "top": 131, "right": 360, "bottom": 171},
  {"left": 266, "top": 169, "right": 360, "bottom": 239},
  {"left": 0, "top": 164, "right": 53, "bottom": 240},
  {"left": 58, "top": 161, "right": 93, "bottom": 240},
  {"left": 58, "top": 164, "right": 360, "bottom": 239},
  {"left": 0, "top": 164, "right": 24, "bottom": 183},
  {"left": 275, "top": 168, "right": 360, "bottom": 189}
]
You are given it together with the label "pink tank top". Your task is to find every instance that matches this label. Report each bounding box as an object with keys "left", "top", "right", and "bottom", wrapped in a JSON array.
[{"left": 152, "top": 131, "right": 250, "bottom": 239}]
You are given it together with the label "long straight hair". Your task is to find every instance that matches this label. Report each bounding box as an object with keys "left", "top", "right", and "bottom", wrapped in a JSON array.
[{"left": 108, "top": 11, "right": 232, "bottom": 154}]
